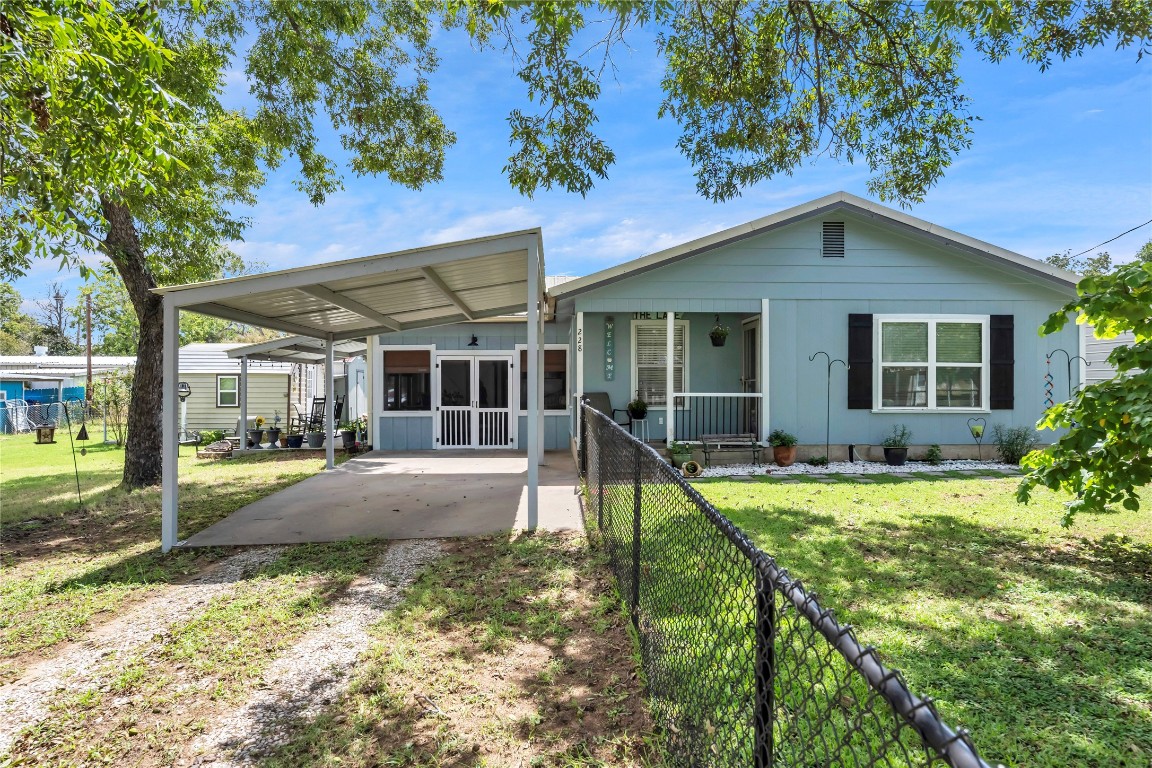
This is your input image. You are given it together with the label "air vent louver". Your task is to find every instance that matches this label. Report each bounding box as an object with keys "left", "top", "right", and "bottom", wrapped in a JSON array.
[{"left": 822, "top": 221, "right": 845, "bottom": 258}]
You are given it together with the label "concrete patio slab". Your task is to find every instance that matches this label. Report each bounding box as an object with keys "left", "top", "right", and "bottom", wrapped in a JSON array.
[{"left": 182, "top": 450, "right": 583, "bottom": 547}]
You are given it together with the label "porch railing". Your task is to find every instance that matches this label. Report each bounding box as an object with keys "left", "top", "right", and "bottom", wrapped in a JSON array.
[{"left": 672, "top": 392, "right": 762, "bottom": 443}]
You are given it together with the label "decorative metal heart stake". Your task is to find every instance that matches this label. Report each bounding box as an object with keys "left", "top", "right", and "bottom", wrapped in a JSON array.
[{"left": 967, "top": 417, "right": 987, "bottom": 460}]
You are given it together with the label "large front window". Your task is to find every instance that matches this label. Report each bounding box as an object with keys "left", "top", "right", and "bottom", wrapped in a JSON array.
[
  {"left": 631, "top": 321, "right": 687, "bottom": 406},
  {"left": 519, "top": 349, "right": 568, "bottom": 411},
  {"left": 384, "top": 350, "right": 431, "bottom": 411},
  {"left": 877, "top": 316, "right": 987, "bottom": 410}
]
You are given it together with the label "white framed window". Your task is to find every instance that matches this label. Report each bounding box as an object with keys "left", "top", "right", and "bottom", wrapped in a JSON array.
[
  {"left": 515, "top": 344, "right": 570, "bottom": 413},
  {"left": 217, "top": 375, "right": 239, "bottom": 407},
  {"left": 631, "top": 320, "right": 688, "bottom": 407},
  {"left": 875, "top": 315, "right": 988, "bottom": 411}
]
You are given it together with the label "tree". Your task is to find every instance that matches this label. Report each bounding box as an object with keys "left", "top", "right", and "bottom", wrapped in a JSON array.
[
  {"left": 1018, "top": 259, "right": 1152, "bottom": 521},
  {"left": 1045, "top": 249, "right": 1114, "bottom": 276},
  {"left": 0, "top": 284, "right": 37, "bottom": 354},
  {"left": 4, "top": 1, "right": 1148, "bottom": 489}
]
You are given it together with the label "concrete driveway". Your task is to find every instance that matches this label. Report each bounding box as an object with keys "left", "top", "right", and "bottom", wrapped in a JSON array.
[{"left": 182, "top": 450, "right": 584, "bottom": 547}]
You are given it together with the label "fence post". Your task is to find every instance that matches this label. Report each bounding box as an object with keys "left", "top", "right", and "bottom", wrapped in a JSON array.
[
  {"left": 754, "top": 568, "right": 776, "bottom": 768},
  {"left": 630, "top": 440, "right": 642, "bottom": 632}
]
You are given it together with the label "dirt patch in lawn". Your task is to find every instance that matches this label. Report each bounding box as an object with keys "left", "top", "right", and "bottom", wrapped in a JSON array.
[{"left": 260, "top": 532, "right": 661, "bottom": 768}]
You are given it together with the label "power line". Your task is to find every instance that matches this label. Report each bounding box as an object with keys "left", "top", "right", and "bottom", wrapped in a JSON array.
[{"left": 1068, "top": 217, "right": 1152, "bottom": 259}]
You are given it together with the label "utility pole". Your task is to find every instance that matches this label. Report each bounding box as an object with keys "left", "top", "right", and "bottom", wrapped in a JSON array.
[
  {"left": 53, "top": 289, "right": 65, "bottom": 335},
  {"left": 86, "top": 294, "right": 93, "bottom": 404}
]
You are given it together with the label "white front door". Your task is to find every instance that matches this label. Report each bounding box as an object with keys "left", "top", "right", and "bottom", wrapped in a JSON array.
[{"left": 435, "top": 355, "right": 516, "bottom": 449}]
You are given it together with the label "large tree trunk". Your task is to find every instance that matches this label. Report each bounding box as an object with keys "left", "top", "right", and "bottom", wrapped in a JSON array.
[{"left": 100, "top": 196, "right": 164, "bottom": 488}]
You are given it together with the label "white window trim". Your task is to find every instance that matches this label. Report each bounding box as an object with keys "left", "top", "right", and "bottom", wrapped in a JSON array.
[
  {"left": 216, "top": 374, "right": 239, "bottom": 408},
  {"left": 514, "top": 343, "right": 570, "bottom": 415},
  {"left": 630, "top": 319, "right": 690, "bottom": 408},
  {"left": 873, "top": 314, "right": 990, "bottom": 413},
  {"left": 379, "top": 344, "right": 436, "bottom": 418}
]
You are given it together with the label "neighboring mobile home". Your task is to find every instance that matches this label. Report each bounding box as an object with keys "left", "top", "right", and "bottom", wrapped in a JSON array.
[
  {"left": 368, "top": 192, "right": 1082, "bottom": 460},
  {"left": 177, "top": 343, "right": 293, "bottom": 433}
]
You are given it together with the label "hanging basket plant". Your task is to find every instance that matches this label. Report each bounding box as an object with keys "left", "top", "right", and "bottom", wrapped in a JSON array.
[{"left": 709, "top": 315, "right": 730, "bottom": 347}]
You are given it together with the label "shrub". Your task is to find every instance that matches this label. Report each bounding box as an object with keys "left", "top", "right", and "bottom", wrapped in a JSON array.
[
  {"left": 992, "top": 424, "right": 1040, "bottom": 464},
  {"left": 808, "top": 455, "right": 829, "bottom": 467},
  {"left": 767, "top": 429, "right": 798, "bottom": 447},
  {"left": 925, "top": 444, "right": 943, "bottom": 465},
  {"left": 200, "top": 429, "right": 225, "bottom": 444},
  {"left": 881, "top": 424, "right": 912, "bottom": 448}
]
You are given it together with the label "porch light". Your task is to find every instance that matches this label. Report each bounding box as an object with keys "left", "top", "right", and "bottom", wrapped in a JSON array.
[{"left": 468, "top": 335, "right": 479, "bottom": 347}]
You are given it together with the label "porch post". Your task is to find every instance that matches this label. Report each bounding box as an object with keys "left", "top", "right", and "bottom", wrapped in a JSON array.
[
  {"left": 760, "top": 298, "right": 771, "bottom": 440},
  {"left": 537, "top": 302, "right": 545, "bottom": 465},
  {"left": 666, "top": 309, "right": 675, "bottom": 444},
  {"left": 325, "top": 333, "right": 335, "bottom": 470},
  {"left": 526, "top": 243, "right": 540, "bottom": 526},
  {"left": 575, "top": 311, "right": 584, "bottom": 448},
  {"left": 239, "top": 355, "right": 248, "bottom": 445},
  {"left": 365, "top": 336, "right": 375, "bottom": 447},
  {"left": 161, "top": 300, "right": 180, "bottom": 552}
]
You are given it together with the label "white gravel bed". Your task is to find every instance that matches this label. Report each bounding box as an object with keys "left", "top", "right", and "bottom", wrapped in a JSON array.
[
  {"left": 0, "top": 546, "right": 285, "bottom": 755},
  {"left": 698, "top": 459, "right": 1022, "bottom": 477},
  {"left": 186, "top": 539, "right": 443, "bottom": 767}
]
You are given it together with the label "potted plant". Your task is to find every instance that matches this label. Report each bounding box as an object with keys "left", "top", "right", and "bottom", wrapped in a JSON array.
[
  {"left": 338, "top": 420, "right": 358, "bottom": 450},
  {"left": 268, "top": 410, "right": 283, "bottom": 448},
  {"left": 627, "top": 396, "right": 648, "bottom": 421},
  {"left": 768, "top": 429, "right": 798, "bottom": 467},
  {"left": 667, "top": 440, "right": 692, "bottom": 468},
  {"left": 305, "top": 429, "right": 325, "bottom": 449},
  {"left": 247, "top": 416, "right": 266, "bottom": 449},
  {"left": 881, "top": 424, "right": 912, "bottom": 466},
  {"left": 285, "top": 428, "right": 305, "bottom": 449},
  {"left": 709, "top": 316, "right": 730, "bottom": 347}
]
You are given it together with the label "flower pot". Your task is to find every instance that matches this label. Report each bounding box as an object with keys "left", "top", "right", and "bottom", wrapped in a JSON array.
[
  {"left": 772, "top": 445, "right": 797, "bottom": 467},
  {"left": 628, "top": 407, "right": 647, "bottom": 420},
  {"left": 306, "top": 431, "right": 325, "bottom": 449},
  {"left": 709, "top": 333, "right": 727, "bottom": 347},
  {"left": 883, "top": 447, "right": 908, "bottom": 466},
  {"left": 286, "top": 434, "right": 305, "bottom": 449},
  {"left": 340, "top": 430, "right": 357, "bottom": 449},
  {"left": 247, "top": 428, "right": 264, "bottom": 449},
  {"left": 670, "top": 452, "right": 691, "bottom": 468},
  {"left": 266, "top": 428, "right": 281, "bottom": 449},
  {"left": 279, "top": 435, "right": 289, "bottom": 448}
]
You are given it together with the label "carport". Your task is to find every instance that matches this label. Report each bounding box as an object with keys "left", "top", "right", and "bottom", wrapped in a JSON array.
[{"left": 154, "top": 230, "right": 548, "bottom": 552}]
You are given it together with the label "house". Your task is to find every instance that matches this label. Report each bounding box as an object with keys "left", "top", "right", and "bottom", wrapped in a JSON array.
[
  {"left": 367, "top": 192, "right": 1081, "bottom": 459},
  {"left": 176, "top": 344, "right": 294, "bottom": 433}
]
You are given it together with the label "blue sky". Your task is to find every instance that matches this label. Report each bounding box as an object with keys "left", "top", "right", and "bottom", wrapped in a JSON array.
[{"left": 11, "top": 26, "right": 1152, "bottom": 307}]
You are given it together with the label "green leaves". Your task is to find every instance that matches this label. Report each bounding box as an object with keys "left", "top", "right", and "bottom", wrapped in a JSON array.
[{"left": 1021, "top": 260, "right": 1152, "bottom": 521}]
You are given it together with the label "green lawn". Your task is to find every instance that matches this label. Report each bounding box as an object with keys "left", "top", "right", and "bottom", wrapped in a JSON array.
[
  {"left": 689, "top": 475, "right": 1152, "bottom": 767},
  {"left": 0, "top": 427, "right": 347, "bottom": 681}
]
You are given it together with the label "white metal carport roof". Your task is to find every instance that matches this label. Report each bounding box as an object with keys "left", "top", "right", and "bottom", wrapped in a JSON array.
[
  {"left": 153, "top": 229, "right": 548, "bottom": 553},
  {"left": 226, "top": 336, "right": 367, "bottom": 364}
]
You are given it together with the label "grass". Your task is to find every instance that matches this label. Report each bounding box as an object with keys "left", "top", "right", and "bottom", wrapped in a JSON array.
[
  {"left": 259, "top": 533, "right": 663, "bottom": 768},
  {"left": 0, "top": 427, "right": 347, "bottom": 681},
  {"left": 687, "top": 475, "right": 1152, "bottom": 767}
]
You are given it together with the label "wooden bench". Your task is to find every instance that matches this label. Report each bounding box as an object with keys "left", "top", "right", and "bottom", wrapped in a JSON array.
[{"left": 700, "top": 433, "right": 760, "bottom": 466}]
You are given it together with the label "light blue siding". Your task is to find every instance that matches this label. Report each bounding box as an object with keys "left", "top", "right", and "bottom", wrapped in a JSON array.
[{"left": 566, "top": 214, "right": 1078, "bottom": 447}]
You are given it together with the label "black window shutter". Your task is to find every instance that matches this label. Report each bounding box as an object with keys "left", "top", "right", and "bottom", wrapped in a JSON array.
[
  {"left": 847, "top": 314, "right": 873, "bottom": 409},
  {"left": 990, "top": 315, "right": 1014, "bottom": 410}
]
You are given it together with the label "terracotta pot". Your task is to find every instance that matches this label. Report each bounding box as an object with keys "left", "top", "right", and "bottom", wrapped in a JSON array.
[{"left": 772, "top": 445, "right": 797, "bottom": 467}]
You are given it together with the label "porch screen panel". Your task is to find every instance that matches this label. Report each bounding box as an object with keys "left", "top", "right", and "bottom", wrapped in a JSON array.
[
  {"left": 384, "top": 350, "right": 431, "bottom": 411},
  {"left": 518, "top": 349, "right": 567, "bottom": 410},
  {"left": 633, "top": 323, "right": 686, "bottom": 406}
]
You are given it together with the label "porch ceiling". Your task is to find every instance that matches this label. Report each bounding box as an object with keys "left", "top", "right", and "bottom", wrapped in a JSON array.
[{"left": 153, "top": 230, "right": 545, "bottom": 341}]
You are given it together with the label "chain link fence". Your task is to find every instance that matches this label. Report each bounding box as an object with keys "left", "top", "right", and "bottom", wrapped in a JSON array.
[
  {"left": 579, "top": 403, "right": 997, "bottom": 768},
  {"left": 1, "top": 399, "right": 90, "bottom": 434}
]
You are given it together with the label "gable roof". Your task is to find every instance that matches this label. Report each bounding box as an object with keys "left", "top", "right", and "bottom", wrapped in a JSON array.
[{"left": 551, "top": 191, "right": 1078, "bottom": 298}]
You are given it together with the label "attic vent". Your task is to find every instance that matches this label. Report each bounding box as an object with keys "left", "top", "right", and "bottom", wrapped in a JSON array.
[{"left": 822, "top": 221, "right": 845, "bottom": 257}]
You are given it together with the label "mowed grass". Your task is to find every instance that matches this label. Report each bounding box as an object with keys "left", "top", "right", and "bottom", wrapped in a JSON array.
[
  {"left": 693, "top": 474, "right": 1152, "bottom": 767},
  {"left": 0, "top": 428, "right": 346, "bottom": 681}
]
